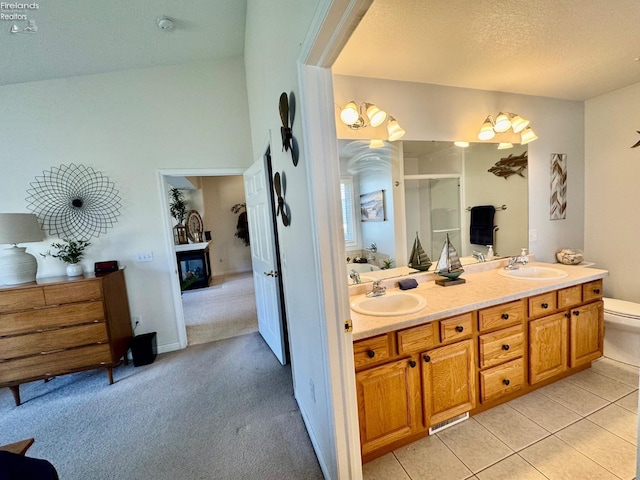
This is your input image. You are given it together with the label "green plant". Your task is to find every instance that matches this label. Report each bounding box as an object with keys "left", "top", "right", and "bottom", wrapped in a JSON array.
[
  {"left": 382, "top": 258, "right": 394, "bottom": 270},
  {"left": 169, "top": 188, "right": 187, "bottom": 225},
  {"left": 41, "top": 239, "right": 90, "bottom": 264}
]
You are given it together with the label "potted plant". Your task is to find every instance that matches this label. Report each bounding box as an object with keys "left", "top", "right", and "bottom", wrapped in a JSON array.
[
  {"left": 41, "top": 239, "right": 90, "bottom": 277},
  {"left": 169, "top": 188, "right": 188, "bottom": 244}
]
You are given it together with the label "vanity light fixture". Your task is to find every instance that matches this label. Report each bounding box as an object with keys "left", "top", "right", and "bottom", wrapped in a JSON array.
[
  {"left": 454, "top": 141, "right": 470, "bottom": 148},
  {"left": 337, "top": 101, "right": 405, "bottom": 141},
  {"left": 369, "top": 139, "right": 385, "bottom": 148},
  {"left": 497, "top": 142, "right": 513, "bottom": 150},
  {"left": 477, "top": 112, "right": 537, "bottom": 144}
]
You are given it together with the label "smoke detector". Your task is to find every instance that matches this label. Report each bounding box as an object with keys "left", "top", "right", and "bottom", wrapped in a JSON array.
[{"left": 157, "top": 16, "right": 175, "bottom": 31}]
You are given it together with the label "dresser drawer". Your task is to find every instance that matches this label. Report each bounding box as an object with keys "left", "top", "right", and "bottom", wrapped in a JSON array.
[
  {"left": 528, "top": 292, "right": 557, "bottom": 318},
  {"left": 397, "top": 322, "right": 438, "bottom": 355},
  {"left": 582, "top": 280, "right": 603, "bottom": 303},
  {"left": 354, "top": 334, "right": 393, "bottom": 370},
  {"left": 0, "top": 323, "right": 108, "bottom": 361},
  {"left": 0, "top": 288, "right": 46, "bottom": 314},
  {"left": 479, "top": 358, "right": 525, "bottom": 403},
  {"left": 43, "top": 281, "right": 102, "bottom": 305},
  {"left": 478, "top": 325, "right": 524, "bottom": 368},
  {"left": 0, "top": 301, "right": 105, "bottom": 337},
  {"left": 558, "top": 285, "right": 582, "bottom": 309},
  {"left": 478, "top": 300, "right": 524, "bottom": 332},
  {"left": 0, "top": 343, "right": 112, "bottom": 384},
  {"left": 440, "top": 313, "right": 473, "bottom": 343}
]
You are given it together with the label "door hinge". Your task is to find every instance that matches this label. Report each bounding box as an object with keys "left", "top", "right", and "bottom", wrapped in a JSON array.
[{"left": 344, "top": 319, "right": 353, "bottom": 333}]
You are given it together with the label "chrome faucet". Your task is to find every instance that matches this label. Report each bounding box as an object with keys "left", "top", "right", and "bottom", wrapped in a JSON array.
[
  {"left": 365, "top": 280, "right": 386, "bottom": 297},
  {"left": 505, "top": 254, "right": 529, "bottom": 270},
  {"left": 349, "top": 269, "right": 361, "bottom": 284},
  {"left": 472, "top": 250, "right": 485, "bottom": 263}
]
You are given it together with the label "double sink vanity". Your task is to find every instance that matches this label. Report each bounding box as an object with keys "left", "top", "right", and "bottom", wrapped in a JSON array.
[{"left": 349, "top": 258, "right": 607, "bottom": 462}]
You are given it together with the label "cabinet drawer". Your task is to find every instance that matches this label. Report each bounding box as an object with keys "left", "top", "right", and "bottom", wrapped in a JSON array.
[
  {"left": 0, "top": 344, "right": 112, "bottom": 384},
  {"left": 397, "top": 322, "right": 438, "bottom": 355},
  {"left": 478, "top": 300, "right": 524, "bottom": 332},
  {"left": 528, "top": 292, "right": 557, "bottom": 318},
  {"left": 582, "top": 280, "right": 603, "bottom": 303},
  {"left": 0, "top": 301, "right": 105, "bottom": 337},
  {"left": 480, "top": 358, "right": 525, "bottom": 403},
  {"left": 44, "top": 281, "right": 102, "bottom": 305},
  {"left": 0, "top": 288, "right": 45, "bottom": 314},
  {"left": 440, "top": 313, "right": 473, "bottom": 343},
  {"left": 354, "top": 334, "right": 393, "bottom": 370},
  {"left": 0, "top": 323, "right": 108, "bottom": 361},
  {"left": 478, "top": 325, "right": 524, "bottom": 368},
  {"left": 558, "top": 285, "right": 582, "bottom": 309}
]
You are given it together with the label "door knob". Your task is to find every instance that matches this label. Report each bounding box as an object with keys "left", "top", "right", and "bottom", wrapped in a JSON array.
[{"left": 264, "top": 270, "right": 279, "bottom": 277}]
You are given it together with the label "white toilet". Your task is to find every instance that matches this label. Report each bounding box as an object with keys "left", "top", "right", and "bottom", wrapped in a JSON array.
[{"left": 603, "top": 297, "right": 640, "bottom": 367}]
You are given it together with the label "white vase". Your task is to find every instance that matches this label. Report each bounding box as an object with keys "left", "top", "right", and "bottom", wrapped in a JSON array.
[{"left": 66, "top": 263, "right": 84, "bottom": 277}]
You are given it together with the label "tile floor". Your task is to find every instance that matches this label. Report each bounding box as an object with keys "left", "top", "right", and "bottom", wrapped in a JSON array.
[{"left": 364, "top": 357, "right": 638, "bottom": 480}]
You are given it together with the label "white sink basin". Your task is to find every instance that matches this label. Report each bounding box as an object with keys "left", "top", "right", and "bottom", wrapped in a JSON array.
[
  {"left": 350, "top": 292, "right": 427, "bottom": 317},
  {"left": 498, "top": 266, "right": 568, "bottom": 280}
]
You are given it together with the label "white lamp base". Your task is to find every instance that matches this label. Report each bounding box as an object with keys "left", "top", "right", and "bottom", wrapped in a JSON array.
[{"left": 0, "top": 246, "right": 38, "bottom": 285}]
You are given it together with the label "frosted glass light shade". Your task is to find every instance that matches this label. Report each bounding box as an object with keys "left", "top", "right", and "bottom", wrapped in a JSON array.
[
  {"left": 520, "top": 127, "right": 538, "bottom": 144},
  {"left": 478, "top": 117, "right": 496, "bottom": 141},
  {"left": 340, "top": 101, "right": 359, "bottom": 125},
  {"left": 493, "top": 112, "right": 511, "bottom": 133},
  {"left": 387, "top": 118, "right": 405, "bottom": 141},
  {"left": 497, "top": 142, "right": 513, "bottom": 149},
  {"left": 510, "top": 114, "right": 530, "bottom": 133},
  {"left": 454, "top": 141, "right": 469, "bottom": 148},
  {"left": 369, "top": 139, "right": 385, "bottom": 148},
  {"left": 365, "top": 104, "right": 387, "bottom": 127}
]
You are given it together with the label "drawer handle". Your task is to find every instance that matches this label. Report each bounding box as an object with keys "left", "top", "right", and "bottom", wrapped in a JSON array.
[
  {"left": 541, "top": 303, "right": 549, "bottom": 309},
  {"left": 565, "top": 312, "right": 571, "bottom": 318},
  {"left": 594, "top": 288, "right": 600, "bottom": 294},
  {"left": 409, "top": 360, "right": 417, "bottom": 368},
  {"left": 455, "top": 326, "right": 464, "bottom": 333},
  {"left": 423, "top": 355, "right": 431, "bottom": 363},
  {"left": 502, "top": 344, "right": 510, "bottom": 351},
  {"left": 573, "top": 311, "right": 580, "bottom": 316},
  {"left": 366, "top": 350, "right": 375, "bottom": 358},
  {"left": 501, "top": 313, "right": 509, "bottom": 320},
  {"left": 503, "top": 379, "right": 510, "bottom": 386}
]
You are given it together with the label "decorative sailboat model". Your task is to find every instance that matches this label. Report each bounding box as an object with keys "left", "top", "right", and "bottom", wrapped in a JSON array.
[
  {"left": 435, "top": 233, "right": 465, "bottom": 286},
  {"left": 408, "top": 232, "right": 432, "bottom": 271}
]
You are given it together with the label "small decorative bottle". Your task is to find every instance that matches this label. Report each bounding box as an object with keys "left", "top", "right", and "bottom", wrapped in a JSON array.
[{"left": 486, "top": 245, "right": 494, "bottom": 261}]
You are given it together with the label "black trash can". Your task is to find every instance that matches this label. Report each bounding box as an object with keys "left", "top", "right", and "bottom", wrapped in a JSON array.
[{"left": 130, "top": 332, "right": 157, "bottom": 367}]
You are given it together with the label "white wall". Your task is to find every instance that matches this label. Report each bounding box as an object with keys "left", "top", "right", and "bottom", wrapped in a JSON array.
[
  {"left": 0, "top": 58, "right": 253, "bottom": 351},
  {"left": 585, "top": 82, "right": 640, "bottom": 302},
  {"left": 244, "top": 1, "right": 340, "bottom": 478},
  {"left": 333, "top": 75, "right": 585, "bottom": 263}
]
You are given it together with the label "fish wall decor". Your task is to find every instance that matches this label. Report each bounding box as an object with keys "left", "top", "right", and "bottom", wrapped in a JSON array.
[
  {"left": 488, "top": 151, "right": 528, "bottom": 179},
  {"left": 631, "top": 131, "right": 640, "bottom": 148}
]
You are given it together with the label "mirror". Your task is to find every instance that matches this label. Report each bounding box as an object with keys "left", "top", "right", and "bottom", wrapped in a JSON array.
[{"left": 339, "top": 140, "right": 528, "bottom": 283}]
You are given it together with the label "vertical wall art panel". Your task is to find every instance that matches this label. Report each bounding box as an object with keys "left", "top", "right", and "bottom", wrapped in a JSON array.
[{"left": 550, "top": 153, "right": 567, "bottom": 220}]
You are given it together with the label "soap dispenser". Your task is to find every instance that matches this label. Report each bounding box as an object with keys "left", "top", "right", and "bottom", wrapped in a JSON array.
[
  {"left": 520, "top": 248, "right": 528, "bottom": 266},
  {"left": 486, "top": 245, "right": 494, "bottom": 261}
]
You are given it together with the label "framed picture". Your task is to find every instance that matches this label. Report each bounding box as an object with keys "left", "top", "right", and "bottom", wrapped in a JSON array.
[{"left": 360, "top": 189, "right": 386, "bottom": 222}]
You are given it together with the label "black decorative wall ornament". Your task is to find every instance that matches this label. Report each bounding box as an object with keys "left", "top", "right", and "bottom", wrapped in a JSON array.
[
  {"left": 279, "top": 92, "right": 299, "bottom": 166},
  {"left": 273, "top": 172, "right": 290, "bottom": 227},
  {"left": 26, "top": 163, "right": 122, "bottom": 240},
  {"left": 631, "top": 131, "right": 640, "bottom": 148}
]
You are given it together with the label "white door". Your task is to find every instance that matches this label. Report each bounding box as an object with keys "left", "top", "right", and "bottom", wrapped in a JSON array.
[{"left": 243, "top": 153, "right": 287, "bottom": 365}]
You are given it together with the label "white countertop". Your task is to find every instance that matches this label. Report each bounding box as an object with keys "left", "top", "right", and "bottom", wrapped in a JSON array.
[
  {"left": 350, "top": 261, "right": 608, "bottom": 341},
  {"left": 175, "top": 241, "right": 211, "bottom": 252}
]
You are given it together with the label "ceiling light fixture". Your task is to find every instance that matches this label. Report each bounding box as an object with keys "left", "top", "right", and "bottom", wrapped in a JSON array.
[
  {"left": 337, "top": 101, "right": 405, "bottom": 141},
  {"left": 477, "top": 112, "right": 537, "bottom": 144}
]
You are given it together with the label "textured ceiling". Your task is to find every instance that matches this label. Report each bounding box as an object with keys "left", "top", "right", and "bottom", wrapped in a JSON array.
[
  {"left": 0, "top": 0, "right": 246, "bottom": 86},
  {"left": 333, "top": 0, "right": 640, "bottom": 100}
]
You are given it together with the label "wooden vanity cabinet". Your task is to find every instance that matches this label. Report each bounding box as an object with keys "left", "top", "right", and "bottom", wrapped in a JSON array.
[
  {"left": 529, "top": 312, "right": 568, "bottom": 384},
  {"left": 570, "top": 300, "right": 604, "bottom": 367}
]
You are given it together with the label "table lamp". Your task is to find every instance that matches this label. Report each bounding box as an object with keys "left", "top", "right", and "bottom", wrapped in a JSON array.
[{"left": 0, "top": 213, "right": 44, "bottom": 285}]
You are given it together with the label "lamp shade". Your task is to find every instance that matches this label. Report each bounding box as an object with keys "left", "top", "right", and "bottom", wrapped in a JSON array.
[
  {"left": 520, "top": 127, "right": 538, "bottom": 144},
  {"left": 510, "top": 114, "right": 530, "bottom": 133},
  {"left": 365, "top": 103, "right": 387, "bottom": 128},
  {"left": 497, "top": 142, "right": 513, "bottom": 150},
  {"left": 493, "top": 112, "right": 511, "bottom": 133},
  {"left": 0, "top": 213, "right": 43, "bottom": 245},
  {"left": 387, "top": 117, "right": 405, "bottom": 141},
  {"left": 478, "top": 116, "right": 496, "bottom": 141},
  {"left": 339, "top": 101, "right": 359, "bottom": 125},
  {"left": 0, "top": 213, "right": 43, "bottom": 285}
]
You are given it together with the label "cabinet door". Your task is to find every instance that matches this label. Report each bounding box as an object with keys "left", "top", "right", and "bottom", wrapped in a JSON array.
[
  {"left": 356, "top": 356, "right": 421, "bottom": 455},
  {"left": 422, "top": 339, "right": 476, "bottom": 426},
  {"left": 570, "top": 301, "right": 604, "bottom": 367},
  {"left": 529, "top": 313, "right": 568, "bottom": 384}
]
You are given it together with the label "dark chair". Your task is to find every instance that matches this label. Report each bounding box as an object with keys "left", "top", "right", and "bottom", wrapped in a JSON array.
[{"left": 0, "top": 438, "right": 59, "bottom": 480}]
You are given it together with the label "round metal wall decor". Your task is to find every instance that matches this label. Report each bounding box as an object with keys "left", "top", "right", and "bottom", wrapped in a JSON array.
[{"left": 26, "top": 163, "right": 122, "bottom": 239}]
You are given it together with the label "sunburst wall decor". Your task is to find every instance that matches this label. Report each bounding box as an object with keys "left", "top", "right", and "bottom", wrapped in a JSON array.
[{"left": 26, "top": 164, "right": 122, "bottom": 239}]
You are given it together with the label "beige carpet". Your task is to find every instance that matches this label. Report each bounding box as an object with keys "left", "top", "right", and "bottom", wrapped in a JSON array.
[{"left": 183, "top": 271, "right": 258, "bottom": 345}]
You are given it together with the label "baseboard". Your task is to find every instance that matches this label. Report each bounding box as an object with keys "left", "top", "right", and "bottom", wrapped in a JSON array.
[
  {"left": 157, "top": 341, "right": 182, "bottom": 354},
  {"left": 295, "top": 392, "right": 332, "bottom": 480}
]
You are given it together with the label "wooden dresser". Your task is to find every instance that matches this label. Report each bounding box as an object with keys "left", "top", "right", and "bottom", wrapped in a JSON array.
[{"left": 0, "top": 269, "right": 133, "bottom": 406}]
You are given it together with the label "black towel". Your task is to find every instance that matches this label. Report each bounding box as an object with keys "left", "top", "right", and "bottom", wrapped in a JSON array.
[{"left": 470, "top": 205, "right": 495, "bottom": 245}]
